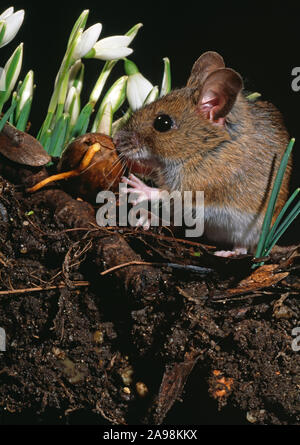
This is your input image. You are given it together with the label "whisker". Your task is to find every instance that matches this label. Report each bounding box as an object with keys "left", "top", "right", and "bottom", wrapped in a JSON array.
[
  {"left": 106, "top": 162, "right": 127, "bottom": 190},
  {"left": 103, "top": 157, "right": 125, "bottom": 180}
]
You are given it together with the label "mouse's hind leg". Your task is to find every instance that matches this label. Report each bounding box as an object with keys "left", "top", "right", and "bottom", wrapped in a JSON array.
[{"left": 214, "top": 247, "right": 248, "bottom": 257}]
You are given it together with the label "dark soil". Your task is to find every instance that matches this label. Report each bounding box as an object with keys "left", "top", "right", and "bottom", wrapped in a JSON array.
[{"left": 0, "top": 159, "right": 299, "bottom": 425}]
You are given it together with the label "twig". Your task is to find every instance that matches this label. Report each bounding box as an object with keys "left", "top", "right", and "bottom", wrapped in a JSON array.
[
  {"left": 100, "top": 261, "right": 154, "bottom": 275},
  {"left": 120, "top": 228, "right": 216, "bottom": 250},
  {"left": 101, "top": 261, "right": 213, "bottom": 276},
  {"left": 26, "top": 217, "right": 98, "bottom": 237},
  {"left": 212, "top": 291, "right": 275, "bottom": 303},
  {"left": 0, "top": 281, "right": 90, "bottom": 296}
]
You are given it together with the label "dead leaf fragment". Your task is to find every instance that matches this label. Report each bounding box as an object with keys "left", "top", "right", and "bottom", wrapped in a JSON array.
[
  {"left": 225, "top": 265, "right": 289, "bottom": 296},
  {"left": 0, "top": 123, "right": 51, "bottom": 166}
]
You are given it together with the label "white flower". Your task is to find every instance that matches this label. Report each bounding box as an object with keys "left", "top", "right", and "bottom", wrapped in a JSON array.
[
  {"left": 96, "top": 101, "right": 113, "bottom": 135},
  {"left": 101, "top": 75, "right": 128, "bottom": 113},
  {"left": 143, "top": 85, "right": 159, "bottom": 105},
  {"left": 87, "top": 35, "right": 133, "bottom": 61},
  {"left": 72, "top": 23, "right": 102, "bottom": 60},
  {"left": 0, "top": 7, "right": 24, "bottom": 48},
  {"left": 3, "top": 43, "right": 23, "bottom": 94},
  {"left": 17, "top": 70, "right": 34, "bottom": 115},
  {"left": 127, "top": 72, "right": 154, "bottom": 111},
  {"left": 92, "top": 76, "right": 127, "bottom": 132},
  {"left": 68, "top": 60, "right": 84, "bottom": 94},
  {"left": 64, "top": 86, "right": 80, "bottom": 127}
]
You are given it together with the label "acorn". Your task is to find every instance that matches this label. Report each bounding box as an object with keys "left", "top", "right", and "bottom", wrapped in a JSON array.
[{"left": 27, "top": 133, "right": 124, "bottom": 202}]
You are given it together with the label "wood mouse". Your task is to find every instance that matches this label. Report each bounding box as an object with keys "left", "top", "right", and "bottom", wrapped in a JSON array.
[{"left": 114, "top": 51, "right": 292, "bottom": 256}]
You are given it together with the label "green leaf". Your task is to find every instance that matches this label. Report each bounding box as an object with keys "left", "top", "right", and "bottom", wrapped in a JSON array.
[
  {"left": 0, "top": 99, "right": 17, "bottom": 132},
  {"left": 160, "top": 57, "right": 171, "bottom": 97},
  {"left": 0, "top": 22, "right": 6, "bottom": 46},
  {"left": 125, "top": 23, "right": 143, "bottom": 43},
  {"left": 67, "top": 10, "right": 89, "bottom": 49},
  {"left": 246, "top": 92, "right": 261, "bottom": 102},
  {"left": 15, "top": 71, "right": 34, "bottom": 122},
  {"left": 264, "top": 188, "right": 300, "bottom": 251},
  {"left": 0, "top": 44, "right": 23, "bottom": 110},
  {"left": 16, "top": 97, "right": 32, "bottom": 131},
  {"left": 254, "top": 138, "right": 295, "bottom": 260},
  {"left": 48, "top": 114, "right": 69, "bottom": 157},
  {"left": 42, "top": 130, "right": 52, "bottom": 153},
  {"left": 70, "top": 101, "right": 93, "bottom": 139},
  {"left": 264, "top": 199, "right": 300, "bottom": 256},
  {"left": 8, "top": 91, "right": 18, "bottom": 125},
  {"left": 38, "top": 111, "right": 54, "bottom": 142}
]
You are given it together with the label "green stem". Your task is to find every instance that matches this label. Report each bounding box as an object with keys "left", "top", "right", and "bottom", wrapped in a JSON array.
[{"left": 38, "top": 31, "right": 79, "bottom": 141}]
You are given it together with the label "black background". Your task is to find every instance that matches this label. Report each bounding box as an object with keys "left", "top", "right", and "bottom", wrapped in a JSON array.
[
  {"left": 1, "top": 0, "right": 299, "bottom": 188},
  {"left": 1, "top": 1, "right": 299, "bottom": 133}
]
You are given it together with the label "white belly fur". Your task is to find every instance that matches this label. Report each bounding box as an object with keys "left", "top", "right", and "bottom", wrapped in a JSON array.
[{"left": 203, "top": 205, "right": 263, "bottom": 249}]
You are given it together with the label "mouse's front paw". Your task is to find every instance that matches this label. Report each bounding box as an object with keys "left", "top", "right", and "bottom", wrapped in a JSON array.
[{"left": 121, "top": 174, "right": 160, "bottom": 205}]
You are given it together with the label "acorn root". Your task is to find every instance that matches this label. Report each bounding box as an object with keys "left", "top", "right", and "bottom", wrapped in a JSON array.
[{"left": 26, "top": 142, "right": 101, "bottom": 193}]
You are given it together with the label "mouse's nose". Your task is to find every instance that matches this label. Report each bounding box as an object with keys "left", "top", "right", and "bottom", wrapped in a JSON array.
[{"left": 113, "top": 131, "right": 126, "bottom": 155}]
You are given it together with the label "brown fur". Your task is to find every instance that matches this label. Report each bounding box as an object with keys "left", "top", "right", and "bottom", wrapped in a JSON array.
[{"left": 114, "top": 52, "right": 292, "bottom": 250}]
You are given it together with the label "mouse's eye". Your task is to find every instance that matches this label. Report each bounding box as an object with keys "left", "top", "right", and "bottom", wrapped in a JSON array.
[{"left": 153, "top": 114, "right": 174, "bottom": 132}]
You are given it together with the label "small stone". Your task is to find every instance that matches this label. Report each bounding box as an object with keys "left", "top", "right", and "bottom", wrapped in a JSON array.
[
  {"left": 93, "top": 330, "right": 104, "bottom": 344},
  {"left": 246, "top": 412, "right": 257, "bottom": 424},
  {"left": 136, "top": 382, "right": 149, "bottom": 398},
  {"left": 121, "top": 367, "right": 134, "bottom": 386},
  {"left": 273, "top": 305, "right": 293, "bottom": 319}
]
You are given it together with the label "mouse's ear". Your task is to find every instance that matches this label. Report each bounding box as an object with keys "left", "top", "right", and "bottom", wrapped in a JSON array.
[
  {"left": 196, "top": 67, "right": 243, "bottom": 125},
  {"left": 186, "top": 51, "right": 225, "bottom": 88}
]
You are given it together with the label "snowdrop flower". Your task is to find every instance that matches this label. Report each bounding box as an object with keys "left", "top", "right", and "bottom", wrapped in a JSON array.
[
  {"left": 144, "top": 86, "right": 159, "bottom": 105},
  {"left": 64, "top": 86, "right": 80, "bottom": 127},
  {"left": 0, "top": 43, "right": 23, "bottom": 103},
  {"left": 100, "top": 75, "right": 128, "bottom": 113},
  {"left": 72, "top": 23, "right": 102, "bottom": 60},
  {"left": 0, "top": 7, "right": 24, "bottom": 48},
  {"left": 68, "top": 60, "right": 84, "bottom": 94},
  {"left": 16, "top": 70, "right": 34, "bottom": 118},
  {"left": 85, "top": 35, "right": 133, "bottom": 61},
  {"left": 95, "top": 101, "right": 113, "bottom": 134},
  {"left": 125, "top": 59, "right": 154, "bottom": 111},
  {"left": 92, "top": 76, "right": 127, "bottom": 132}
]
